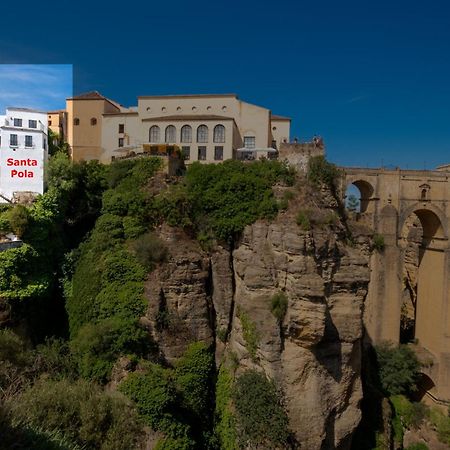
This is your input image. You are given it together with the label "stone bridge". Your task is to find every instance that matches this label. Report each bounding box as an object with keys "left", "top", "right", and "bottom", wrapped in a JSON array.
[{"left": 341, "top": 166, "right": 450, "bottom": 402}]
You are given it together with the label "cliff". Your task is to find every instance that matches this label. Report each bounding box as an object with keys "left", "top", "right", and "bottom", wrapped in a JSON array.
[{"left": 142, "top": 190, "right": 371, "bottom": 449}]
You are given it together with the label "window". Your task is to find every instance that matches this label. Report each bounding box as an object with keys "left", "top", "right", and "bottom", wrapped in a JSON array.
[
  {"left": 13, "top": 118, "right": 22, "bottom": 127},
  {"left": 165, "top": 125, "right": 176, "bottom": 143},
  {"left": 48, "top": 120, "right": 52, "bottom": 126},
  {"left": 182, "top": 146, "right": 191, "bottom": 160},
  {"left": 181, "top": 125, "right": 192, "bottom": 143},
  {"left": 118, "top": 138, "right": 124, "bottom": 147},
  {"left": 243, "top": 136, "right": 256, "bottom": 149},
  {"left": 74, "top": 118, "right": 80, "bottom": 126},
  {"left": 197, "top": 125, "right": 208, "bottom": 143},
  {"left": 10, "top": 134, "right": 18, "bottom": 146},
  {"left": 149, "top": 125, "right": 160, "bottom": 143},
  {"left": 214, "top": 146, "right": 223, "bottom": 161},
  {"left": 29, "top": 120, "right": 37, "bottom": 128},
  {"left": 213, "top": 124, "right": 225, "bottom": 143},
  {"left": 90, "top": 118, "right": 97, "bottom": 126},
  {"left": 25, "top": 136, "right": 33, "bottom": 147},
  {"left": 118, "top": 123, "right": 125, "bottom": 133},
  {"left": 198, "top": 146, "right": 207, "bottom": 161}
]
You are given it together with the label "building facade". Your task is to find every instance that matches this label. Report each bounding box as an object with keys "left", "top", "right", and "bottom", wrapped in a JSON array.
[
  {"left": 0, "top": 108, "right": 48, "bottom": 202},
  {"left": 66, "top": 92, "right": 291, "bottom": 164},
  {"left": 47, "top": 109, "right": 67, "bottom": 142}
]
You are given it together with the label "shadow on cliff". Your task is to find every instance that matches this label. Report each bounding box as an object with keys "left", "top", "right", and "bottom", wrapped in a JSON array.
[
  {"left": 313, "top": 307, "right": 342, "bottom": 382},
  {"left": 351, "top": 331, "right": 388, "bottom": 450}
]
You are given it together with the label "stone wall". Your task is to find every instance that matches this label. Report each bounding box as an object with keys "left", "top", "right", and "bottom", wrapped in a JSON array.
[{"left": 278, "top": 141, "right": 325, "bottom": 172}]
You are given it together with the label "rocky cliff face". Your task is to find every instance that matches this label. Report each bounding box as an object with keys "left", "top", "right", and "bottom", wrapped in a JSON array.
[{"left": 142, "top": 206, "right": 371, "bottom": 449}]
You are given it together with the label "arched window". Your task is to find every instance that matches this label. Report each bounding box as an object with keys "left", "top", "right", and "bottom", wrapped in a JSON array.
[
  {"left": 165, "top": 125, "right": 176, "bottom": 143},
  {"left": 421, "top": 189, "right": 427, "bottom": 201},
  {"left": 74, "top": 118, "right": 80, "bottom": 126},
  {"left": 181, "top": 125, "right": 192, "bottom": 143},
  {"left": 90, "top": 117, "right": 97, "bottom": 126},
  {"left": 149, "top": 125, "right": 160, "bottom": 143},
  {"left": 197, "top": 125, "right": 208, "bottom": 143},
  {"left": 213, "top": 124, "right": 225, "bottom": 143}
]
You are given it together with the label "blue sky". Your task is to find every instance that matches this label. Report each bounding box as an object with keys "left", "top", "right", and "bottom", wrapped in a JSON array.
[
  {"left": 0, "top": 65, "right": 72, "bottom": 112},
  {"left": 1, "top": 0, "right": 449, "bottom": 168}
]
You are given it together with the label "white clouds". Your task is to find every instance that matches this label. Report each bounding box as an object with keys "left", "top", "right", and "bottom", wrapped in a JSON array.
[{"left": 0, "top": 64, "right": 73, "bottom": 113}]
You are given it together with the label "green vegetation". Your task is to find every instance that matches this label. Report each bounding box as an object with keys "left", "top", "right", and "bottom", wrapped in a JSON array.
[
  {"left": 270, "top": 291, "right": 288, "bottom": 323},
  {"left": 158, "top": 159, "right": 295, "bottom": 242},
  {"left": 375, "top": 342, "right": 421, "bottom": 396},
  {"left": 405, "top": 443, "right": 429, "bottom": 450},
  {"left": 214, "top": 365, "right": 238, "bottom": 450},
  {"left": 373, "top": 233, "right": 385, "bottom": 251},
  {"left": 119, "top": 342, "right": 215, "bottom": 449},
  {"left": 232, "top": 370, "right": 290, "bottom": 448},
  {"left": 296, "top": 209, "right": 311, "bottom": 230},
  {"left": 307, "top": 155, "right": 341, "bottom": 190},
  {"left": 296, "top": 207, "right": 339, "bottom": 231},
  {"left": 237, "top": 308, "right": 259, "bottom": 361}
]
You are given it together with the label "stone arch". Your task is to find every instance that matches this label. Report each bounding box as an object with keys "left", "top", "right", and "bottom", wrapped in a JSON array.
[
  {"left": 399, "top": 203, "right": 448, "bottom": 243},
  {"left": 345, "top": 178, "right": 375, "bottom": 213}
]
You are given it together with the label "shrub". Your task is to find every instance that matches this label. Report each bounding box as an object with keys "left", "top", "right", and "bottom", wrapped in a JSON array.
[
  {"left": 391, "top": 395, "right": 428, "bottom": 430},
  {"left": 270, "top": 292, "right": 288, "bottom": 323},
  {"left": 130, "top": 232, "right": 168, "bottom": 269},
  {"left": 214, "top": 365, "right": 237, "bottom": 450},
  {"left": 7, "top": 204, "right": 30, "bottom": 237},
  {"left": 237, "top": 309, "right": 259, "bottom": 361},
  {"left": 71, "top": 318, "right": 147, "bottom": 382},
  {"left": 11, "top": 378, "right": 143, "bottom": 450},
  {"left": 119, "top": 363, "right": 193, "bottom": 446},
  {"left": 373, "top": 234, "right": 385, "bottom": 251},
  {"left": 307, "top": 155, "right": 341, "bottom": 189},
  {"left": 232, "top": 370, "right": 289, "bottom": 448},
  {"left": 296, "top": 210, "right": 311, "bottom": 230},
  {"left": 405, "top": 443, "right": 429, "bottom": 450},
  {"left": 175, "top": 342, "right": 215, "bottom": 419},
  {"left": 375, "top": 342, "right": 421, "bottom": 395}
]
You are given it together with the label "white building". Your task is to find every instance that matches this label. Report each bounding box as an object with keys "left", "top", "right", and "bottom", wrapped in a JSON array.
[
  {"left": 66, "top": 92, "right": 291, "bottom": 164},
  {"left": 0, "top": 108, "right": 48, "bottom": 202}
]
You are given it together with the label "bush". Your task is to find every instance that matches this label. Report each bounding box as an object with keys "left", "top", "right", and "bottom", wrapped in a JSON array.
[
  {"left": 71, "top": 318, "right": 147, "bottom": 382},
  {"left": 175, "top": 342, "right": 215, "bottom": 419},
  {"left": 214, "top": 365, "right": 237, "bottom": 450},
  {"left": 7, "top": 205, "right": 30, "bottom": 237},
  {"left": 270, "top": 292, "right": 288, "bottom": 323},
  {"left": 307, "top": 155, "right": 341, "bottom": 189},
  {"left": 237, "top": 309, "right": 259, "bottom": 361},
  {"left": 10, "top": 378, "right": 143, "bottom": 450},
  {"left": 375, "top": 342, "right": 421, "bottom": 395},
  {"left": 130, "top": 232, "right": 168, "bottom": 269},
  {"left": 119, "top": 363, "right": 193, "bottom": 446},
  {"left": 405, "top": 443, "right": 429, "bottom": 450},
  {"left": 296, "top": 210, "right": 311, "bottom": 231},
  {"left": 373, "top": 234, "right": 385, "bottom": 251},
  {"left": 232, "top": 370, "right": 289, "bottom": 448}
]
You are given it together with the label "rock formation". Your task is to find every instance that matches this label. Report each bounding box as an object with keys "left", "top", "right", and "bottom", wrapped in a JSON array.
[{"left": 141, "top": 197, "right": 371, "bottom": 449}]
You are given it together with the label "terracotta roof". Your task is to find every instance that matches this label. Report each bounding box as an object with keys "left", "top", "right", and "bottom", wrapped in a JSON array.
[
  {"left": 271, "top": 114, "right": 291, "bottom": 121},
  {"left": 68, "top": 91, "right": 105, "bottom": 100},
  {"left": 138, "top": 93, "right": 238, "bottom": 99},
  {"left": 141, "top": 115, "right": 234, "bottom": 122},
  {"left": 68, "top": 91, "right": 123, "bottom": 111}
]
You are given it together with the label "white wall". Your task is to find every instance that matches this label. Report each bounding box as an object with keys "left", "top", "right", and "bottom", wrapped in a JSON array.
[{"left": 0, "top": 108, "right": 48, "bottom": 201}]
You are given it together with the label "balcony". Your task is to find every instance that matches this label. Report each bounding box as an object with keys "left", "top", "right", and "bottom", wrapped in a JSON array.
[{"left": 236, "top": 147, "right": 278, "bottom": 161}]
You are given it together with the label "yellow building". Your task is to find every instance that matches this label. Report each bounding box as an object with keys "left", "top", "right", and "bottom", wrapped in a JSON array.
[
  {"left": 66, "top": 92, "right": 291, "bottom": 164},
  {"left": 47, "top": 110, "right": 67, "bottom": 142}
]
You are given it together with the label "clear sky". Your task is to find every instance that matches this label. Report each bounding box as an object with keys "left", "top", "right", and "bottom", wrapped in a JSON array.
[
  {"left": 0, "top": 65, "right": 72, "bottom": 113},
  {"left": 1, "top": 0, "right": 449, "bottom": 169}
]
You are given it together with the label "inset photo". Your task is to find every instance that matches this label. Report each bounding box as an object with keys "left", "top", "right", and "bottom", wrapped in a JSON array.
[{"left": 0, "top": 64, "right": 72, "bottom": 202}]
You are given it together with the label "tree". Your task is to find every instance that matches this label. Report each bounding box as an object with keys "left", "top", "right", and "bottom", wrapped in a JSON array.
[
  {"left": 347, "top": 194, "right": 360, "bottom": 212},
  {"left": 375, "top": 342, "right": 421, "bottom": 395}
]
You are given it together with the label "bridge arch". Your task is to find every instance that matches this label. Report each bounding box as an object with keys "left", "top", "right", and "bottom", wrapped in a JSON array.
[
  {"left": 344, "top": 178, "right": 375, "bottom": 213},
  {"left": 399, "top": 203, "right": 448, "bottom": 244}
]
